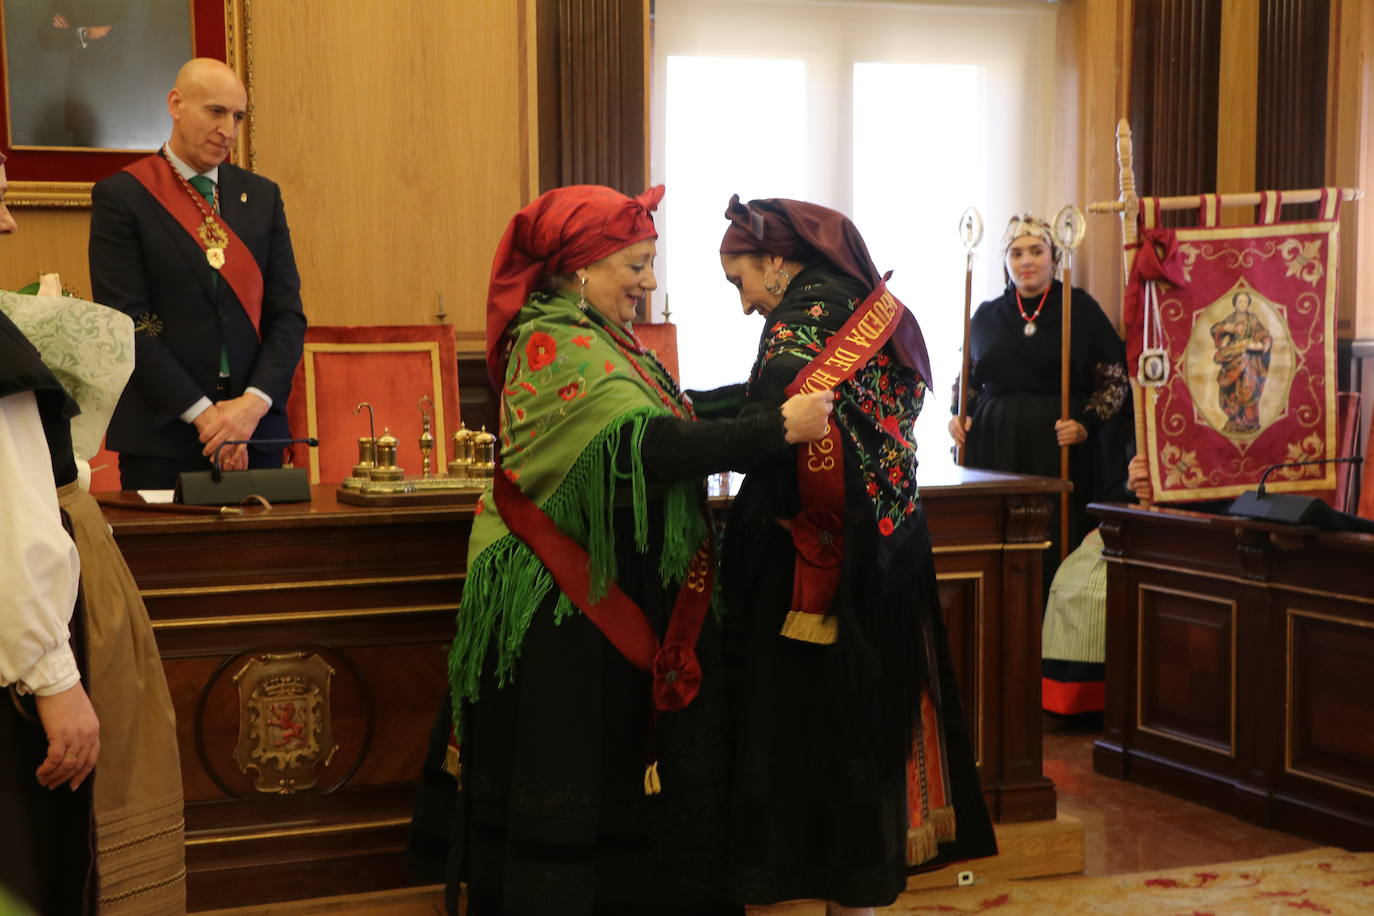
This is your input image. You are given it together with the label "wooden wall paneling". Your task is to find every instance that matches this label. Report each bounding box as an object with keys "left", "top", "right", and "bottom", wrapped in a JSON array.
[
  {"left": 0, "top": 206, "right": 93, "bottom": 297},
  {"left": 1256, "top": 0, "right": 1331, "bottom": 222},
  {"left": 249, "top": 0, "right": 530, "bottom": 336},
  {"left": 1055, "top": 0, "right": 1134, "bottom": 329},
  {"left": 1136, "top": 585, "right": 1235, "bottom": 754},
  {"left": 1216, "top": 0, "right": 1258, "bottom": 226},
  {"left": 1130, "top": 0, "right": 1223, "bottom": 228},
  {"left": 1329, "top": 0, "right": 1374, "bottom": 345}
]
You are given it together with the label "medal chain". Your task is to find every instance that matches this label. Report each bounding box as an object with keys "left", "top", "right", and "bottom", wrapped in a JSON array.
[
  {"left": 600, "top": 321, "right": 694, "bottom": 421},
  {"left": 159, "top": 147, "right": 226, "bottom": 250}
]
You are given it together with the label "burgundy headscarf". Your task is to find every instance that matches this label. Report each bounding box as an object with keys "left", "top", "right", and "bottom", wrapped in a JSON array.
[
  {"left": 486, "top": 184, "right": 664, "bottom": 388},
  {"left": 719, "top": 194, "right": 932, "bottom": 388}
]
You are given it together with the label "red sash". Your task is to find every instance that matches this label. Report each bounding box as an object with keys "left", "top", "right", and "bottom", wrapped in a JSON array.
[
  {"left": 780, "top": 278, "right": 905, "bottom": 644},
  {"left": 124, "top": 155, "right": 264, "bottom": 337},
  {"left": 491, "top": 460, "right": 714, "bottom": 715}
]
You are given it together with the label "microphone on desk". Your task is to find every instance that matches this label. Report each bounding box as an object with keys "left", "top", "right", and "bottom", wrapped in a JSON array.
[
  {"left": 211, "top": 437, "right": 319, "bottom": 483},
  {"left": 177, "top": 438, "right": 319, "bottom": 506},
  {"left": 1227, "top": 456, "right": 1370, "bottom": 530}
]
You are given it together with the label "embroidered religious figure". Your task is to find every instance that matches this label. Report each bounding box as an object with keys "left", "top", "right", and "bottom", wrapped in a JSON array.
[{"left": 1210, "top": 290, "right": 1272, "bottom": 434}]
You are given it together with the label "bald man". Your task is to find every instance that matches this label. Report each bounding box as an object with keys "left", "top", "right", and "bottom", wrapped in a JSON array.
[{"left": 89, "top": 58, "right": 306, "bottom": 488}]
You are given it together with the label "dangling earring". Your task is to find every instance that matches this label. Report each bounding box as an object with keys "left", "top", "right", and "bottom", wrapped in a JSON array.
[
  {"left": 764, "top": 267, "right": 792, "bottom": 297},
  {"left": 577, "top": 274, "right": 589, "bottom": 312}
]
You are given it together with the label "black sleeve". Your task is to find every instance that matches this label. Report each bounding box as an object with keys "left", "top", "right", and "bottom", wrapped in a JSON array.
[
  {"left": 685, "top": 383, "right": 747, "bottom": 419},
  {"left": 630, "top": 353, "right": 808, "bottom": 484}
]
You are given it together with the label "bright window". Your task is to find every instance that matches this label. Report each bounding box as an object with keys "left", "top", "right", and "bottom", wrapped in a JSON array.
[{"left": 651, "top": 0, "right": 1058, "bottom": 459}]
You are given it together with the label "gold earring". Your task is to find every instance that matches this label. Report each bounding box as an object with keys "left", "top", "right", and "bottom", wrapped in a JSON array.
[{"left": 577, "top": 274, "right": 589, "bottom": 312}]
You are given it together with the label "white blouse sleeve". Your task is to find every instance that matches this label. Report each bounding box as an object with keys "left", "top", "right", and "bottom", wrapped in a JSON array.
[{"left": 0, "top": 390, "right": 81, "bottom": 696}]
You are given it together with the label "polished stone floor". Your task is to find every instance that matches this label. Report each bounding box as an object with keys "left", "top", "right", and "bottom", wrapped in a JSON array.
[
  {"left": 217, "top": 717, "right": 1321, "bottom": 914},
  {"left": 1043, "top": 714, "right": 1317, "bottom": 878}
]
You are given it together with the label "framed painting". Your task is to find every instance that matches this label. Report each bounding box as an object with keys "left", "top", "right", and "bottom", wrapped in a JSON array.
[{"left": 0, "top": 0, "right": 252, "bottom": 206}]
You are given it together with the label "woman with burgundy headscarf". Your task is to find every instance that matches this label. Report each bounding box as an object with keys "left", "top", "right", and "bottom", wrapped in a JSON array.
[
  {"left": 412, "top": 184, "right": 832, "bottom": 916},
  {"left": 714, "top": 196, "right": 996, "bottom": 913}
]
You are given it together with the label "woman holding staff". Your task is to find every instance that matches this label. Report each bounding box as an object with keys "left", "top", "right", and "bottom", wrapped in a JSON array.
[{"left": 948, "top": 213, "right": 1129, "bottom": 586}]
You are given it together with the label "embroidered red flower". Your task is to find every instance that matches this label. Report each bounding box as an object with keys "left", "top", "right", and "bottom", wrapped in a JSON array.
[
  {"left": 515, "top": 407, "right": 526, "bottom": 421},
  {"left": 526, "top": 332, "right": 557, "bottom": 370},
  {"left": 866, "top": 481, "right": 879, "bottom": 497},
  {"left": 519, "top": 381, "right": 538, "bottom": 395},
  {"left": 503, "top": 468, "right": 519, "bottom": 482},
  {"left": 879, "top": 414, "right": 913, "bottom": 448},
  {"left": 572, "top": 334, "right": 592, "bottom": 349},
  {"left": 604, "top": 360, "right": 616, "bottom": 374},
  {"left": 889, "top": 466, "right": 905, "bottom": 484},
  {"left": 558, "top": 382, "right": 582, "bottom": 401},
  {"left": 652, "top": 643, "right": 702, "bottom": 712},
  {"left": 878, "top": 517, "right": 895, "bottom": 536},
  {"left": 474, "top": 498, "right": 485, "bottom": 516}
]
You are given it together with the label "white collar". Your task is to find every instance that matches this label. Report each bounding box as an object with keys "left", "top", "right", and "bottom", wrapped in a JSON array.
[{"left": 163, "top": 144, "right": 220, "bottom": 185}]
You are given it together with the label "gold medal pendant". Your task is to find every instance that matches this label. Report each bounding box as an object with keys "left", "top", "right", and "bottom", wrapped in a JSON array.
[{"left": 197, "top": 215, "right": 229, "bottom": 270}]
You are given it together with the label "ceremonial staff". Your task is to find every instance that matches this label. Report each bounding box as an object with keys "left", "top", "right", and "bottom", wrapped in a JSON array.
[
  {"left": 955, "top": 207, "right": 983, "bottom": 466},
  {"left": 1053, "top": 205, "right": 1086, "bottom": 560}
]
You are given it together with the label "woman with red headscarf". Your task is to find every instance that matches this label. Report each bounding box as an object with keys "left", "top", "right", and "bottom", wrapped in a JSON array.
[
  {"left": 415, "top": 185, "right": 832, "bottom": 916},
  {"left": 715, "top": 196, "right": 996, "bottom": 914}
]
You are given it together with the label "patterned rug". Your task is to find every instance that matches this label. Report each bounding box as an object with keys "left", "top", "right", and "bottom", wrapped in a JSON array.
[{"left": 889, "top": 848, "right": 1374, "bottom": 915}]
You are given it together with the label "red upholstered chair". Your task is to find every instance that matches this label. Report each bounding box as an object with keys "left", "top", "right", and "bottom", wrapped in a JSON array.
[
  {"left": 285, "top": 326, "right": 461, "bottom": 485},
  {"left": 88, "top": 439, "right": 122, "bottom": 492}
]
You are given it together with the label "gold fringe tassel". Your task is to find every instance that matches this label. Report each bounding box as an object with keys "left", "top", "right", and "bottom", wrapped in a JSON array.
[
  {"left": 442, "top": 743, "right": 462, "bottom": 786},
  {"left": 643, "top": 761, "right": 662, "bottom": 796},
  {"left": 907, "top": 806, "right": 958, "bottom": 867},
  {"left": 779, "top": 610, "right": 838, "bottom": 644}
]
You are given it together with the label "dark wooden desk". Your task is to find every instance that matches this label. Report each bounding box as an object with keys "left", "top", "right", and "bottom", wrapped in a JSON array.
[
  {"left": 1092, "top": 503, "right": 1374, "bottom": 850},
  {"left": 106, "top": 467, "right": 1064, "bottom": 908}
]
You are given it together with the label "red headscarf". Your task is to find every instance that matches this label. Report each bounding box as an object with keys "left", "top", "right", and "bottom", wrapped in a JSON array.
[
  {"left": 719, "top": 194, "right": 932, "bottom": 388},
  {"left": 486, "top": 184, "right": 664, "bottom": 388}
]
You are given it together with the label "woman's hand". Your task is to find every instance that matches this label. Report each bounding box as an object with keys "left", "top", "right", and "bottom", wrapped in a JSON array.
[
  {"left": 1127, "top": 454, "right": 1150, "bottom": 501},
  {"left": 948, "top": 415, "right": 971, "bottom": 447},
  {"left": 1054, "top": 418, "right": 1087, "bottom": 446},
  {"left": 34, "top": 683, "right": 100, "bottom": 790},
  {"left": 782, "top": 390, "right": 835, "bottom": 444}
]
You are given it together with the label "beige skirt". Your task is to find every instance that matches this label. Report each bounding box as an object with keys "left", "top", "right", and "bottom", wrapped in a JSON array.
[{"left": 59, "top": 482, "right": 187, "bottom": 915}]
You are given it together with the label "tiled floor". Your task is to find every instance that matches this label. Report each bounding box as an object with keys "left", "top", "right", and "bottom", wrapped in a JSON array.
[{"left": 221, "top": 718, "right": 1320, "bottom": 914}]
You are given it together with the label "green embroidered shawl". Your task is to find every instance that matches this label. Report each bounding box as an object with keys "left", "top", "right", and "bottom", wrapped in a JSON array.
[{"left": 449, "top": 291, "right": 706, "bottom": 728}]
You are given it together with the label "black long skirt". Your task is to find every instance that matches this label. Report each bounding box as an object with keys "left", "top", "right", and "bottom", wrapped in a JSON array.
[
  {"left": 722, "top": 504, "right": 996, "bottom": 908},
  {"left": 412, "top": 505, "right": 739, "bottom": 916}
]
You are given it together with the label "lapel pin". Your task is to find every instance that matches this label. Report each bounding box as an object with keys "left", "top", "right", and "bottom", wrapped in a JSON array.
[{"left": 240, "top": 192, "right": 247, "bottom": 203}]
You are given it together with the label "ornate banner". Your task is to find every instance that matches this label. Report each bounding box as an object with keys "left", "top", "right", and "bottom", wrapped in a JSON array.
[{"left": 1127, "top": 201, "right": 1339, "bottom": 502}]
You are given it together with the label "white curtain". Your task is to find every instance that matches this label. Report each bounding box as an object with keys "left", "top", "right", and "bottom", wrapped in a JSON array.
[{"left": 650, "top": 0, "right": 1060, "bottom": 459}]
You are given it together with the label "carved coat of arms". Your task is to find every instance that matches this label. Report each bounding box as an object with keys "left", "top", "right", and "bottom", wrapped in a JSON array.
[{"left": 232, "top": 652, "right": 338, "bottom": 794}]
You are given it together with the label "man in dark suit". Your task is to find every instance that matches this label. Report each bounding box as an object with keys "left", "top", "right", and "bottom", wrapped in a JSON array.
[{"left": 89, "top": 57, "right": 306, "bottom": 489}]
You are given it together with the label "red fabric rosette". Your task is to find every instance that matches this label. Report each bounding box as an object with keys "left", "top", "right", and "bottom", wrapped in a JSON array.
[
  {"left": 652, "top": 643, "right": 702, "bottom": 712},
  {"left": 790, "top": 508, "right": 845, "bottom": 568}
]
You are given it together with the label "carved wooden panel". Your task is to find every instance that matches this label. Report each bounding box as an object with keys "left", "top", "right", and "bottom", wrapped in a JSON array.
[
  {"left": 1137, "top": 584, "right": 1235, "bottom": 754},
  {"left": 1286, "top": 609, "right": 1374, "bottom": 797},
  {"left": 1129, "top": 0, "right": 1223, "bottom": 226},
  {"left": 1256, "top": 0, "right": 1330, "bottom": 220}
]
